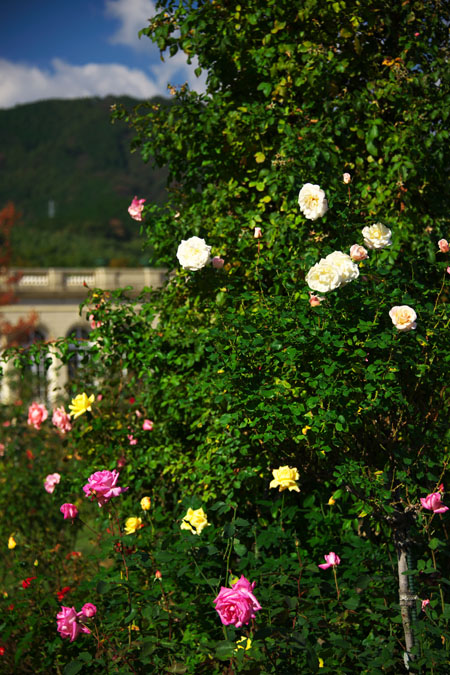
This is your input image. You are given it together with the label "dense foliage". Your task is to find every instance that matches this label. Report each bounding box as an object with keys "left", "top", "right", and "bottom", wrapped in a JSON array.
[
  {"left": 0, "top": 97, "right": 168, "bottom": 267},
  {"left": 1, "top": 0, "right": 450, "bottom": 672}
]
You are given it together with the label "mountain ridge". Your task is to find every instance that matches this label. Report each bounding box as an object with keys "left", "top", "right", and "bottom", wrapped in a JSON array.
[{"left": 0, "top": 96, "right": 168, "bottom": 267}]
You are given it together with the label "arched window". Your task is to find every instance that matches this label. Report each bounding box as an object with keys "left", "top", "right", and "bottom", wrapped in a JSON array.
[
  {"left": 66, "top": 326, "right": 91, "bottom": 380},
  {"left": 20, "top": 327, "right": 48, "bottom": 403}
]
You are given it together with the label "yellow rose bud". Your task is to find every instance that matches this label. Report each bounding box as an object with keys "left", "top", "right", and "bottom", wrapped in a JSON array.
[
  {"left": 140, "top": 496, "right": 151, "bottom": 511},
  {"left": 8, "top": 535, "right": 17, "bottom": 550},
  {"left": 124, "top": 517, "right": 143, "bottom": 535},
  {"left": 180, "top": 507, "right": 210, "bottom": 535},
  {"left": 269, "top": 466, "right": 300, "bottom": 493},
  {"left": 327, "top": 496, "right": 336, "bottom": 505}
]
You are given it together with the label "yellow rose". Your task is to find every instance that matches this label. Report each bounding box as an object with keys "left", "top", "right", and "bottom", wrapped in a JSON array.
[
  {"left": 140, "top": 496, "right": 151, "bottom": 511},
  {"left": 8, "top": 534, "right": 17, "bottom": 549},
  {"left": 269, "top": 466, "right": 300, "bottom": 492},
  {"left": 180, "top": 507, "right": 210, "bottom": 535},
  {"left": 68, "top": 393, "right": 95, "bottom": 419},
  {"left": 124, "top": 517, "right": 143, "bottom": 535}
]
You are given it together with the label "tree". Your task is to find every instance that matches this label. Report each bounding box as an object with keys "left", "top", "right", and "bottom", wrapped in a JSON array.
[{"left": 0, "top": 202, "right": 37, "bottom": 348}]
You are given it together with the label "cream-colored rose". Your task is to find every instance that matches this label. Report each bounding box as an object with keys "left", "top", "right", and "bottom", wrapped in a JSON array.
[
  {"left": 325, "top": 251, "right": 359, "bottom": 285},
  {"left": 362, "top": 223, "right": 392, "bottom": 249},
  {"left": 269, "top": 466, "right": 300, "bottom": 492},
  {"left": 298, "top": 183, "right": 328, "bottom": 220},
  {"left": 349, "top": 244, "right": 368, "bottom": 262},
  {"left": 176, "top": 236, "right": 211, "bottom": 271},
  {"left": 389, "top": 306, "right": 417, "bottom": 332},
  {"left": 180, "top": 507, "right": 210, "bottom": 535},
  {"left": 306, "top": 259, "right": 343, "bottom": 293}
]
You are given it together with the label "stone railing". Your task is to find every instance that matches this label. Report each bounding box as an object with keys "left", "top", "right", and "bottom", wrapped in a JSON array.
[{"left": 0, "top": 268, "right": 168, "bottom": 299}]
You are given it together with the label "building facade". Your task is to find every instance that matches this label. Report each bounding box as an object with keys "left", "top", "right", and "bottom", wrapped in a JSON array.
[{"left": 0, "top": 267, "right": 166, "bottom": 404}]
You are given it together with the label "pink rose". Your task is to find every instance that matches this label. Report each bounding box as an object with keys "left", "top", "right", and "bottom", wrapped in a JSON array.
[
  {"left": 343, "top": 172, "right": 351, "bottom": 184},
  {"left": 127, "top": 434, "right": 138, "bottom": 446},
  {"left": 213, "top": 575, "right": 262, "bottom": 628},
  {"left": 52, "top": 407, "right": 72, "bottom": 434},
  {"left": 438, "top": 239, "right": 449, "bottom": 253},
  {"left": 309, "top": 293, "right": 324, "bottom": 307},
  {"left": 212, "top": 256, "right": 225, "bottom": 269},
  {"left": 349, "top": 244, "right": 369, "bottom": 262},
  {"left": 60, "top": 503, "right": 78, "bottom": 520},
  {"left": 421, "top": 599, "right": 430, "bottom": 611},
  {"left": 81, "top": 603, "right": 97, "bottom": 618},
  {"left": 254, "top": 227, "right": 262, "bottom": 239},
  {"left": 44, "top": 473, "right": 61, "bottom": 494},
  {"left": 420, "top": 492, "right": 449, "bottom": 513},
  {"left": 142, "top": 419, "right": 154, "bottom": 431},
  {"left": 128, "top": 196, "right": 146, "bottom": 221},
  {"left": 0, "top": 443, "right": 5, "bottom": 457},
  {"left": 83, "top": 470, "right": 129, "bottom": 507},
  {"left": 318, "top": 551, "right": 340, "bottom": 570},
  {"left": 89, "top": 314, "right": 102, "bottom": 330},
  {"left": 56, "top": 606, "right": 91, "bottom": 642},
  {"left": 27, "top": 402, "right": 48, "bottom": 430}
]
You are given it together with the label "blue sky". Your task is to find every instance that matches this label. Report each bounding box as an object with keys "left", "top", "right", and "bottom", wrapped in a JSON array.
[{"left": 0, "top": 0, "right": 206, "bottom": 108}]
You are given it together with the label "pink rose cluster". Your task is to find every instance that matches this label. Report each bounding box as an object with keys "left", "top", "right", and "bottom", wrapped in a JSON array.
[
  {"left": 213, "top": 575, "right": 261, "bottom": 628},
  {"left": 27, "top": 402, "right": 48, "bottom": 430},
  {"left": 52, "top": 407, "right": 72, "bottom": 434},
  {"left": 56, "top": 603, "right": 96, "bottom": 642},
  {"left": 83, "top": 469, "right": 129, "bottom": 507}
]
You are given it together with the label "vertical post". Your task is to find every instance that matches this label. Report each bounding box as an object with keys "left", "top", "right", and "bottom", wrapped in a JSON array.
[{"left": 397, "top": 545, "right": 416, "bottom": 669}]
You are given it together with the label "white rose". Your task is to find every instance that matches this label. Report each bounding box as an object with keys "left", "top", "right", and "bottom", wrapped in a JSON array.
[
  {"left": 362, "top": 222, "right": 392, "bottom": 249},
  {"left": 176, "top": 236, "right": 211, "bottom": 271},
  {"left": 325, "top": 251, "right": 359, "bottom": 285},
  {"left": 305, "top": 259, "right": 343, "bottom": 293},
  {"left": 298, "top": 183, "right": 328, "bottom": 220},
  {"left": 389, "top": 306, "right": 417, "bottom": 332}
]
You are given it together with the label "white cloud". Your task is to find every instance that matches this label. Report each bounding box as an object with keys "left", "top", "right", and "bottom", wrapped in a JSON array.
[
  {"left": 0, "top": 57, "right": 206, "bottom": 109},
  {"left": 105, "top": 0, "right": 156, "bottom": 50}
]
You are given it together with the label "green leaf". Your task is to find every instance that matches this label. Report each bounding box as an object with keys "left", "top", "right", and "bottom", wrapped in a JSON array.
[
  {"left": 215, "top": 641, "right": 236, "bottom": 660},
  {"left": 64, "top": 661, "right": 84, "bottom": 675}
]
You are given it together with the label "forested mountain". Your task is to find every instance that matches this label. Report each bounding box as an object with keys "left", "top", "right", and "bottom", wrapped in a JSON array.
[{"left": 0, "top": 97, "right": 168, "bottom": 267}]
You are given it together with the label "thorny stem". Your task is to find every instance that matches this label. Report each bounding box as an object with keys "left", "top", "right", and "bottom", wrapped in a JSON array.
[
  {"left": 433, "top": 269, "right": 448, "bottom": 315},
  {"left": 430, "top": 549, "right": 445, "bottom": 614},
  {"left": 156, "top": 577, "right": 173, "bottom": 641},
  {"left": 333, "top": 566, "right": 340, "bottom": 601}
]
